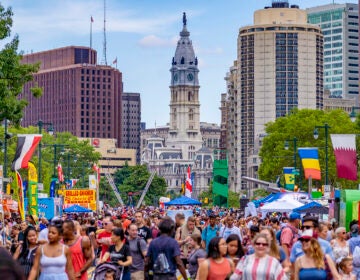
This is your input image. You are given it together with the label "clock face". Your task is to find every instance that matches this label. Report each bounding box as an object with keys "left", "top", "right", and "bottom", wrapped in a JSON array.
[
  {"left": 173, "top": 73, "right": 178, "bottom": 82},
  {"left": 187, "top": 73, "right": 194, "bottom": 81}
]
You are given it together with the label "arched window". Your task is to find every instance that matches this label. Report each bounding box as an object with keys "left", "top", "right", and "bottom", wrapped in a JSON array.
[{"left": 181, "top": 57, "right": 185, "bottom": 64}]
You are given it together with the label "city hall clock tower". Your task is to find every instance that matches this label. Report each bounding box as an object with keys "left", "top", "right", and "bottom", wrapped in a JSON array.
[{"left": 167, "top": 13, "right": 203, "bottom": 160}]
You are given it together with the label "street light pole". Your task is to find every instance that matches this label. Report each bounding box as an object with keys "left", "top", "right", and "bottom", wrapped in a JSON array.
[
  {"left": 313, "top": 123, "right": 331, "bottom": 186},
  {"left": 3, "top": 119, "right": 8, "bottom": 180},
  {"left": 37, "top": 120, "right": 53, "bottom": 182}
]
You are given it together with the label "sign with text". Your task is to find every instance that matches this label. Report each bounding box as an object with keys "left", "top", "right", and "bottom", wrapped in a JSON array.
[{"left": 63, "top": 189, "right": 96, "bottom": 205}]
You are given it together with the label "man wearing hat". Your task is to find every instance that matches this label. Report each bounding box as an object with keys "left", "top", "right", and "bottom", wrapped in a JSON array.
[
  {"left": 201, "top": 213, "right": 220, "bottom": 250},
  {"left": 280, "top": 212, "right": 301, "bottom": 257},
  {"left": 289, "top": 216, "right": 333, "bottom": 264}
]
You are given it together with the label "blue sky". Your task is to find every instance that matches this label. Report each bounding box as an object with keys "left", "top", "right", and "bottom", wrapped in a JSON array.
[{"left": 2, "top": 0, "right": 358, "bottom": 127}]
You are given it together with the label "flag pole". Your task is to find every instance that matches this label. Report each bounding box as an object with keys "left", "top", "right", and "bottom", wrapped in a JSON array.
[{"left": 90, "top": 16, "right": 93, "bottom": 52}]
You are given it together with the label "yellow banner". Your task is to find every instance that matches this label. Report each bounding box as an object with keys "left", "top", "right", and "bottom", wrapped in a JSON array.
[
  {"left": 28, "top": 162, "right": 38, "bottom": 216},
  {"left": 64, "top": 189, "right": 96, "bottom": 205}
]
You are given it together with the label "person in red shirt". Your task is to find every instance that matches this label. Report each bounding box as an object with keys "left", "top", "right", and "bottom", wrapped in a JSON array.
[{"left": 96, "top": 217, "right": 114, "bottom": 259}]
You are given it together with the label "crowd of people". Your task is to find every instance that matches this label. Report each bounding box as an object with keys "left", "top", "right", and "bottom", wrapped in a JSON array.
[{"left": 0, "top": 206, "right": 359, "bottom": 280}]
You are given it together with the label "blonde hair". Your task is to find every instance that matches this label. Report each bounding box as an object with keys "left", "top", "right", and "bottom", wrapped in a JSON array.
[
  {"left": 260, "top": 228, "right": 280, "bottom": 260},
  {"left": 307, "top": 238, "right": 325, "bottom": 269}
]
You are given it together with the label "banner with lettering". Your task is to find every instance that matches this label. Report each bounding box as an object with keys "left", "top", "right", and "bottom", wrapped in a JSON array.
[{"left": 28, "top": 162, "right": 38, "bottom": 216}]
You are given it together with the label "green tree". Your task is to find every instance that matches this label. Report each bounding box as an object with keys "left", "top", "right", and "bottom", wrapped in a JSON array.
[
  {"left": 3, "top": 126, "right": 101, "bottom": 196},
  {"left": 0, "top": 4, "right": 42, "bottom": 125},
  {"left": 258, "top": 109, "right": 359, "bottom": 190},
  {"left": 114, "top": 165, "right": 167, "bottom": 207},
  {"left": 251, "top": 188, "right": 270, "bottom": 200}
]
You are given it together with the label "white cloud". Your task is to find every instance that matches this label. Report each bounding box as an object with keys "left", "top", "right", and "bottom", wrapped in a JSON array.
[{"left": 138, "top": 35, "right": 177, "bottom": 47}]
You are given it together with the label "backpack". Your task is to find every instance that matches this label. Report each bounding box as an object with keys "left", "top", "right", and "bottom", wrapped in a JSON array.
[
  {"left": 277, "top": 225, "right": 297, "bottom": 245},
  {"left": 153, "top": 252, "right": 171, "bottom": 274},
  {"left": 353, "top": 245, "right": 360, "bottom": 266}
]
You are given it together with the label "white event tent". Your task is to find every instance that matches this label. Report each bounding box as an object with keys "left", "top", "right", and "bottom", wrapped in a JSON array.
[{"left": 260, "top": 196, "right": 304, "bottom": 213}]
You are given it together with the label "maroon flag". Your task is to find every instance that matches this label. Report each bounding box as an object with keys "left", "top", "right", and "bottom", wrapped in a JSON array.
[
  {"left": 11, "top": 134, "right": 42, "bottom": 171},
  {"left": 331, "top": 134, "right": 357, "bottom": 181}
]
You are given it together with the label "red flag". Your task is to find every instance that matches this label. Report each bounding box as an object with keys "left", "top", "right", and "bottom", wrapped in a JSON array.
[
  {"left": 91, "top": 16, "right": 94, "bottom": 23},
  {"left": 331, "top": 134, "right": 357, "bottom": 181},
  {"left": 93, "top": 163, "right": 100, "bottom": 183},
  {"left": 57, "top": 163, "right": 64, "bottom": 182},
  {"left": 185, "top": 166, "right": 192, "bottom": 197},
  {"left": 113, "top": 57, "right": 117, "bottom": 64},
  {"left": 11, "top": 134, "right": 42, "bottom": 171}
]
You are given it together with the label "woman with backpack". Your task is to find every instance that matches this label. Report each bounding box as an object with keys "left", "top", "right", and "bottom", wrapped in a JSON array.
[{"left": 197, "top": 237, "right": 234, "bottom": 280}]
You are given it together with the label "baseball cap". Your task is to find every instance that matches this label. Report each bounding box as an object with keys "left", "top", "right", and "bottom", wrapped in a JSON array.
[
  {"left": 289, "top": 212, "right": 301, "bottom": 221},
  {"left": 299, "top": 229, "right": 313, "bottom": 241},
  {"left": 351, "top": 224, "right": 359, "bottom": 234}
]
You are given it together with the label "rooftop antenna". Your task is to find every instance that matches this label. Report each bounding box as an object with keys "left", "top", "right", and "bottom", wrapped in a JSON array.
[{"left": 101, "top": 0, "right": 108, "bottom": 65}]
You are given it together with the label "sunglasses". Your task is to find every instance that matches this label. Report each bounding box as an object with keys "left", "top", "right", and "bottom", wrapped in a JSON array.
[
  {"left": 301, "top": 225, "right": 313, "bottom": 230},
  {"left": 255, "top": 242, "right": 268, "bottom": 247}
]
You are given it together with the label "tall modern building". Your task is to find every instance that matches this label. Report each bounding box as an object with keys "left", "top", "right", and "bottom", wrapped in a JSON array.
[
  {"left": 141, "top": 13, "right": 220, "bottom": 197},
  {"left": 307, "top": 3, "right": 359, "bottom": 99},
  {"left": 122, "top": 92, "right": 141, "bottom": 163},
  {"left": 20, "top": 46, "right": 123, "bottom": 146},
  {"left": 230, "top": 1, "right": 323, "bottom": 191}
]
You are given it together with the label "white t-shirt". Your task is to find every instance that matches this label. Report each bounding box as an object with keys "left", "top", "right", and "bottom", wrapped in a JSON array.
[
  {"left": 38, "top": 228, "right": 48, "bottom": 242},
  {"left": 220, "top": 226, "right": 242, "bottom": 242}
]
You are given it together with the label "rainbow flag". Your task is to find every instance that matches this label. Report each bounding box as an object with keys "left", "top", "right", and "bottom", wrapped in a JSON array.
[
  {"left": 283, "top": 167, "right": 295, "bottom": 190},
  {"left": 298, "top": 148, "right": 321, "bottom": 180}
]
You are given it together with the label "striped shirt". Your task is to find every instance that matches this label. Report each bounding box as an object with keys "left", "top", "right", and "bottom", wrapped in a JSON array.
[{"left": 230, "top": 254, "right": 288, "bottom": 280}]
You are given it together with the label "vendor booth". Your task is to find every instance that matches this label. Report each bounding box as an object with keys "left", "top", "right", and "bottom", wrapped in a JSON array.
[
  {"left": 260, "top": 196, "right": 304, "bottom": 213},
  {"left": 340, "top": 190, "right": 360, "bottom": 231}
]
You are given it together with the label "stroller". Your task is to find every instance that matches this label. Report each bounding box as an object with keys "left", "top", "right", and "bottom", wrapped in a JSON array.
[{"left": 91, "top": 262, "right": 124, "bottom": 280}]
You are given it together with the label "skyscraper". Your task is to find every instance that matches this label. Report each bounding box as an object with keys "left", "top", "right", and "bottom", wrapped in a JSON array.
[
  {"left": 122, "top": 92, "right": 141, "bottom": 163},
  {"left": 307, "top": 3, "right": 359, "bottom": 99},
  {"left": 20, "top": 46, "right": 123, "bottom": 146},
  {"left": 229, "top": 1, "right": 323, "bottom": 191}
]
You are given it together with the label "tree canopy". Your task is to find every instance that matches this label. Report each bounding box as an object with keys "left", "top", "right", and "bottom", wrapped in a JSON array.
[
  {"left": 1, "top": 125, "right": 101, "bottom": 195},
  {"left": 0, "top": 4, "right": 42, "bottom": 125},
  {"left": 114, "top": 165, "right": 167, "bottom": 207},
  {"left": 258, "top": 109, "right": 359, "bottom": 190}
]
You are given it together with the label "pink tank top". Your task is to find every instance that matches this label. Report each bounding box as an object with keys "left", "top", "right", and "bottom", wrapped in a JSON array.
[
  {"left": 69, "top": 236, "right": 87, "bottom": 280},
  {"left": 207, "top": 258, "right": 231, "bottom": 280}
]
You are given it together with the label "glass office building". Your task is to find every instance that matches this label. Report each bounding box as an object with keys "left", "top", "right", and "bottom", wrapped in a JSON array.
[{"left": 307, "top": 3, "right": 359, "bottom": 98}]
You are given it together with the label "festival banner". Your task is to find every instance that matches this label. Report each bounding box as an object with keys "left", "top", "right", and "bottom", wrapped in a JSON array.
[
  {"left": 28, "top": 162, "right": 38, "bottom": 216},
  {"left": 283, "top": 167, "right": 295, "bottom": 190},
  {"left": 11, "top": 134, "right": 42, "bottom": 171},
  {"left": 298, "top": 148, "right": 321, "bottom": 180},
  {"left": 50, "top": 178, "right": 56, "bottom": 198},
  {"left": 63, "top": 189, "right": 96, "bottom": 210},
  {"left": 330, "top": 134, "right": 357, "bottom": 181},
  {"left": 16, "top": 171, "right": 25, "bottom": 220}
]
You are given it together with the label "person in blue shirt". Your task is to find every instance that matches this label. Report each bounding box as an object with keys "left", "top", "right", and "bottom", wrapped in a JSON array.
[
  {"left": 348, "top": 223, "right": 360, "bottom": 279},
  {"left": 201, "top": 214, "right": 220, "bottom": 251},
  {"left": 289, "top": 216, "right": 334, "bottom": 264}
]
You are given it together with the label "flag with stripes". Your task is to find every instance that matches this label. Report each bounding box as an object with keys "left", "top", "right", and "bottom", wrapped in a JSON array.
[
  {"left": 11, "top": 134, "right": 42, "bottom": 171},
  {"left": 298, "top": 148, "right": 321, "bottom": 180},
  {"left": 331, "top": 134, "right": 357, "bottom": 181}
]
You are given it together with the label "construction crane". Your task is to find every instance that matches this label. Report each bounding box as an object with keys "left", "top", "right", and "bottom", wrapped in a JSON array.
[
  {"left": 104, "top": 172, "right": 124, "bottom": 206},
  {"left": 136, "top": 171, "right": 156, "bottom": 208}
]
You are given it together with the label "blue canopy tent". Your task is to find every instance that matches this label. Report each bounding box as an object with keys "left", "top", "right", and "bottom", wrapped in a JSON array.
[
  {"left": 63, "top": 204, "right": 92, "bottom": 213},
  {"left": 293, "top": 201, "right": 328, "bottom": 214},
  {"left": 164, "top": 196, "right": 202, "bottom": 206}
]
